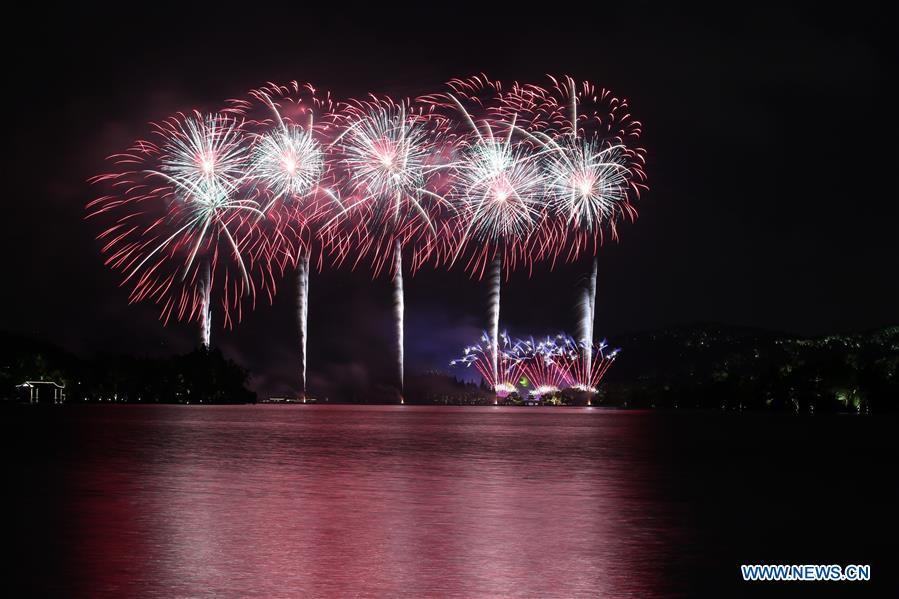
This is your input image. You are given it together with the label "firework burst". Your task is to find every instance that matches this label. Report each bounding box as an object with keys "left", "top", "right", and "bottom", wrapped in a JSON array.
[
  {"left": 544, "top": 140, "right": 634, "bottom": 232},
  {"left": 512, "top": 335, "right": 574, "bottom": 396},
  {"left": 88, "top": 111, "right": 273, "bottom": 339},
  {"left": 226, "top": 82, "right": 340, "bottom": 268},
  {"left": 450, "top": 134, "right": 546, "bottom": 273},
  {"left": 156, "top": 112, "right": 248, "bottom": 192},
  {"left": 513, "top": 76, "right": 648, "bottom": 261},
  {"left": 146, "top": 112, "right": 261, "bottom": 288},
  {"left": 556, "top": 334, "right": 621, "bottom": 393},
  {"left": 250, "top": 126, "right": 323, "bottom": 204},
  {"left": 450, "top": 331, "right": 526, "bottom": 399},
  {"left": 325, "top": 97, "right": 454, "bottom": 276},
  {"left": 421, "top": 75, "right": 553, "bottom": 276}
]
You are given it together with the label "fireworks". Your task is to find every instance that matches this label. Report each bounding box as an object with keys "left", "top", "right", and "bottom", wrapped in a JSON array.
[
  {"left": 87, "top": 111, "right": 273, "bottom": 340},
  {"left": 514, "top": 335, "right": 575, "bottom": 396},
  {"left": 543, "top": 139, "right": 633, "bottom": 233},
  {"left": 557, "top": 335, "right": 621, "bottom": 393},
  {"left": 326, "top": 97, "right": 454, "bottom": 277},
  {"left": 89, "top": 75, "right": 647, "bottom": 398},
  {"left": 518, "top": 76, "right": 647, "bottom": 262},
  {"left": 451, "top": 136, "right": 545, "bottom": 269},
  {"left": 420, "top": 76, "right": 547, "bottom": 394},
  {"left": 156, "top": 112, "right": 248, "bottom": 193},
  {"left": 226, "top": 82, "right": 337, "bottom": 397},
  {"left": 420, "top": 75, "right": 550, "bottom": 276},
  {"left": 338, "top": 100, "right": 431, "bottom": 214},
  {"left": 450, "top": 332, "right": 526, "bottom": 398},
  {"left": 325, "top": 98, "right": 456, "bottom": 391},
  {"left": 226, "top": 81, "right": 339, "bottom": 268},
  {"left": 250, "top": 125, "right": 323, "bottom": 205},
  {"left": 451, "top": 331, "right": 620, "bottom": 398}
]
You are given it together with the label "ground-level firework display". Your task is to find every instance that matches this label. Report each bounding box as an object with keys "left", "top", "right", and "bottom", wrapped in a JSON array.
[
  {"left": 451, "top": 331, "right": 620, "bottom": 399},
  {"left": 88, "top": 75, "right": 646, "bottom": 397},
  {"left": 450, "top": 332, "right": 526, "bottom": 400}
]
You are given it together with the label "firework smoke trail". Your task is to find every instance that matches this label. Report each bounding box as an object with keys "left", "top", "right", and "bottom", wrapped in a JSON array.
[
  {"left": 297, "top": 251, "right": 310, "bottom": 397},
  {"left": 394, "top": 240, "right": 405, "bottom": 393},
  {"left": 589, "top": 256, "right": 598, "bottom": 330},
  {"left": 588, "top": 256, "right": 598, "bottom": 395},
  {"left": 201, "top": 262, "right": 212, "bottom": 348},
  {"left": 487, "top": 255, "right": 502, "bottom": 396},
  {"left": 579, "top": 255, "right": 599, "bottom": 391}
]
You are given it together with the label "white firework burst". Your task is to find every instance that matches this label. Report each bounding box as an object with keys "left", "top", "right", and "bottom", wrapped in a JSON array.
[
  {"left": 157, "top": 112, "right": 248, "bottom": 194},
  {"left": 338, "top": 102, "right": 435, "bottom": 218},
  {"left": 250, "top": 125, "right": 323, "bottom": 205},
  {"left": 543, "top": 138, "right": 632, "bottom": 231},
  {"left": 145, "top": 113, "right": 261, "bottom": 282},
  {"left": 454, "top": 136, "right": 545, "bottom": 243}
]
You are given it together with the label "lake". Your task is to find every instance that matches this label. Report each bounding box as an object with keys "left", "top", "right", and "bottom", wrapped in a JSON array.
[{"left": 5, "top": 405, "right": 896, "bottom": 597}]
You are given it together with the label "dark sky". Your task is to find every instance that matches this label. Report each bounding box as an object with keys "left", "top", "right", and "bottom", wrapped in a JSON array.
[{"left": 3, "top": 3, "right": 896, "bottom": 398}]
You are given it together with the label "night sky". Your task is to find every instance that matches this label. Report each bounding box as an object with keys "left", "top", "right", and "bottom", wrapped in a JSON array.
[{"left": 4, "top": 3, "right": 895, "bottom": 398}]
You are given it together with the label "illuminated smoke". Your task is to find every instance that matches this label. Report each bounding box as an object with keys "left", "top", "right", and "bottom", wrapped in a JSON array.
[
  {"left": 297, "top": 252, "right": 310, "bottom": 397},
  {"left": 394, "top": 240, "right": 405, "bottom": 391},
  {"left": 200, "top": 263, "right": 212, "bottom": 349},
  {"left": 488, "top": 256, "right": 501, "bottom": 389},
  {"left": 579, "top": 256, "right": 598, "bottom": 388}
]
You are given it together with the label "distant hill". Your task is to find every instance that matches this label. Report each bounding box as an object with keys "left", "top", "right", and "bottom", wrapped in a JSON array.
[{"left": 601, "top": 323, "right": 898, "bottom": 412}]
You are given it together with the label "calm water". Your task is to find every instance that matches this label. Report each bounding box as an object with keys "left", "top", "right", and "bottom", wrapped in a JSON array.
[{"left": 5, "top": 405, "right": 896, "bottom": 597}]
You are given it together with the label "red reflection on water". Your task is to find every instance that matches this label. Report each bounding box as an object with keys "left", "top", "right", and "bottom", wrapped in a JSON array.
[{"left": 59, "top": 406, "right": 682, "bottom": 597}]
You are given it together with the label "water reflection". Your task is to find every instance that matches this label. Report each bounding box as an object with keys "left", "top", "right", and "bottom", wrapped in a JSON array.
[{"left": 58, "top": 406, "right": 684, "bottom": 597}]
